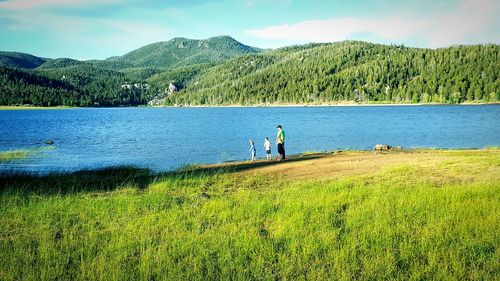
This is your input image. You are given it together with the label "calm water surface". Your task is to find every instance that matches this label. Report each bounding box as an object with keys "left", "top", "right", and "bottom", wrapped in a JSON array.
[{"left": 1, "top": 105, "right": 499, "bottom": 172}]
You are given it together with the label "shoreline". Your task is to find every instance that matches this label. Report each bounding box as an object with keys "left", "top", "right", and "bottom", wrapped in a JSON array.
[
  {"left": 160, "top": 101, "right": 499, "bottom": 108},
  {"left": 1, "top": 101, "right": 498, "bottom": 110},
  {"left": 2, "top": 147, "right": 498, "bottom": 176},
  {"left": 186, "top": 147, "right": 499, "bottom": 171}
]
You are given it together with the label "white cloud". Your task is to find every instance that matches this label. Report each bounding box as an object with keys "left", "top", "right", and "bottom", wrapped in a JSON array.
[
  {"left": 246, "top": 0, "right": 500, "bottom": 48},
  {"left": 427, "top": 0, "right": 497, "bottom": 47},
  {"left": 247, "top": 17, "right": 431, "bottom": 43}
]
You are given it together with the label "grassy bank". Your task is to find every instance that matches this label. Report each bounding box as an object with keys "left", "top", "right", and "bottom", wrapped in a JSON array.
[{"left": 1, "top": 149, "right": 499, "bottom": 280}]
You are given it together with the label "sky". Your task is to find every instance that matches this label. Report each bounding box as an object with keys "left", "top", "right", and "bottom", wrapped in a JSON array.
[{"left": 0, "top": 0, "right": 499, "bottom": 60}]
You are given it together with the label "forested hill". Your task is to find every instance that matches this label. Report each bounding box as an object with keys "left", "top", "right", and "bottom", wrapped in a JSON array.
[
  {"left": 0, "top": 36, "right": 261, "bottom": 106},
  {"left": 166, "top": 41, "right": 500, "bottom": 105},
  {"left": 0, "top": 38, "right": 498, "bottom": 107},
  {"left": 0, "top": 51, "right": 48, "bottom": 69},
  {"left": 93, "top": 35, "right": 261, "bottom": 70}
]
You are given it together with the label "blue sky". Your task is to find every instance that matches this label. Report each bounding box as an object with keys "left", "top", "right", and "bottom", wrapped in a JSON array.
[{"left": 1, "top": 0, "right": 499, "bottom": 59}]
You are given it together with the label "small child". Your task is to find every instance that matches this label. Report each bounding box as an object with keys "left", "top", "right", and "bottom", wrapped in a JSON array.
[
  {"left": 249, "top": 139, "right": 256, "bottom": 161},
  {"left": 264, "top": 137, "right": 272, "bottom": 160}
]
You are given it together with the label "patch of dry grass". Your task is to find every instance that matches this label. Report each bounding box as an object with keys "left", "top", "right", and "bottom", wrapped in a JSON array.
[{"left": 236, "top": 150, "right": 461, "bottom": 181}]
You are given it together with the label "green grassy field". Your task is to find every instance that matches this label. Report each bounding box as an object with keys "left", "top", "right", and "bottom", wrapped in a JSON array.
[{"left": 0, "top": 149, "right": 499, "bottom": 280}]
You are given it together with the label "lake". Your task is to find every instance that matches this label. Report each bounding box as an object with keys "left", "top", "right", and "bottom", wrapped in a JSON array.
[{"left": 1, "top": 105, "right": 499, "bottom": 172}]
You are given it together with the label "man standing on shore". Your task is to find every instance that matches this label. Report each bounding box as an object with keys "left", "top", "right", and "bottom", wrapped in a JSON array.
[{"left": 276, "top": 125, "right": 286, "bottom": 160}]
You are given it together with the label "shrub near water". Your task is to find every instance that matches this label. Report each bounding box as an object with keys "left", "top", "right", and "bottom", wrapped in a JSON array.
[{"left": 0, "top": 150, "right": 499, "bottom": 280}]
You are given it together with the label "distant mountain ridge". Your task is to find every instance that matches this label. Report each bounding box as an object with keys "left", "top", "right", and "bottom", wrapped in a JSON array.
[
  {"left": 100, "top": 35, "right": 261, "bottom": 70},
  {"left": 0, "top": 51, "right": 48, "bottom": 69},
  {"left": 0, "top": 35, "right": 263, "bottom": 106},
  {"left": 0, "top": 35, "right": 260, "bottom": 71},
  {"left": 37, "top": 58, "right": 85, "bottom": 69}
]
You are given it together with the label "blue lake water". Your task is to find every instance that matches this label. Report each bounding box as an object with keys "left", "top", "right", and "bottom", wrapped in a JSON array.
[{"left": 1, "top": 105, "right": 499, "bottom": 172}]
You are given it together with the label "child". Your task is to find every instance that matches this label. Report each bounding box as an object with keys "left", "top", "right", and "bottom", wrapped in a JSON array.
[
  {"left": 249, "top": 139, "right": 256, "bottom": 161},
  {"left": 264, "top": 137, "right": 272, "bottom": 160}
]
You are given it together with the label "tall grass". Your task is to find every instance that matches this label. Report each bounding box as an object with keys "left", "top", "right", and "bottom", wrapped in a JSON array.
[{"left": 0, "top": 150, "right": 499, "bottom": 280}]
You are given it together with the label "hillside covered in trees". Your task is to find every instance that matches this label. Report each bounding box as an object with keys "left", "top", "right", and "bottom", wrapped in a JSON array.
[
  {"left": 0, "top": 36, "right": 260, "bottom": 106},
  {"left": 95, "top": 35, "right": 261, "bottom": 71},
  {"left": 0, "top": 37, "right": 498, "bottom": 107},
  {"left": 166, "top": 41, "right": 499, "bottom": 105},
  {"left": 0, "top": 51, "right": 48, "bottom": 69}
]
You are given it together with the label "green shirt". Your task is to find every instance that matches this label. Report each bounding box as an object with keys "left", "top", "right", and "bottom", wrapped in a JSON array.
[{"left": 278, "top": 130, "right": 285, "bottom": 143}]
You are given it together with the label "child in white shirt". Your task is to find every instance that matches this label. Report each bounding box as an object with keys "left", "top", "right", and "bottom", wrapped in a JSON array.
[{"left": 264, "top": 137, "right": 272, "bottom": 160}]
